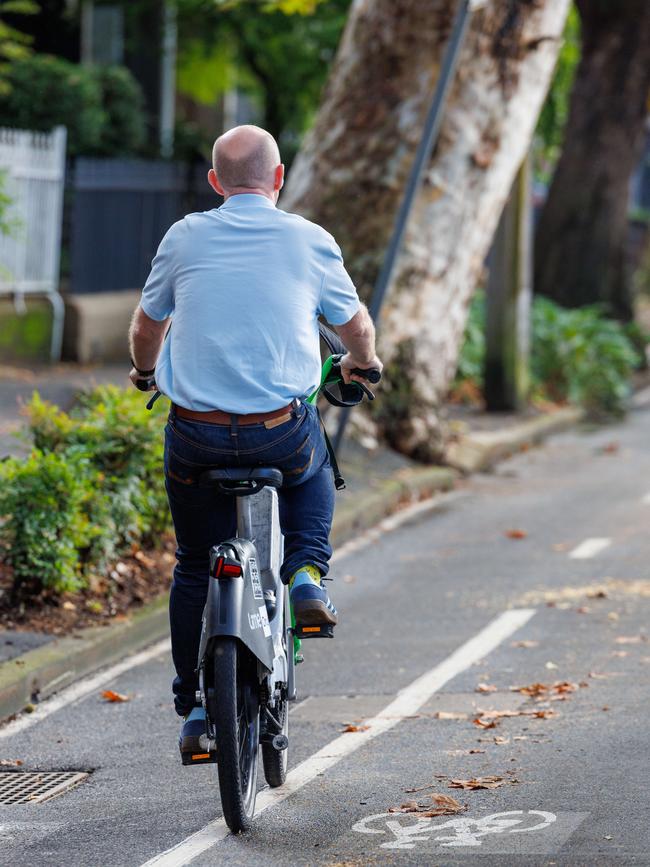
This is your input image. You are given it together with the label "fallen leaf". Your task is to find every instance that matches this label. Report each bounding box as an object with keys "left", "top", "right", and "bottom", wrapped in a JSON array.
[
  {"left": 449, "top": 776, "right": 510, "bottom": 790},
  {"left": 101, "top": 690, "right": 130, "bottom": 703},
  {"left": 511, "top": 640, "right": 539, "bottom": 648},
  {"left": 468, "top": 748, "right": 486, "bottom": 754},
  {"left": 552, "top": 543, "right": 569, "bottom": 552},
  {"left": 0, "top": 759, "right": 23, "bottom": 767},
  {"left": 505, "top": 529, "right": 527, "bottom": 540},
  {"left": 611, "top": 650, "right": 628, "bottom": 658},
  {"left": 475, "top": 683, "right": 498, "bottom": 694},
  {"left": 434, "top": 711, "right": 468, "bottom": 720},
  {"left": 607, "top": 612, "right": 620, "bottom": 621},
  {"left": 589, "top": 671, "right": 617, "bottom": 679},
  {"left": 390, "top": 793, "right": 466, "bottom": 816},
  {"left": 615, "top": 635, "right": 647, "bottom": 644},
  {"left": 341, "top": 724, "right": 370, "bottom": 733},
  {"left": 493, "top": 736, "right": 510, "bottom": 745},
  {"left": 545, "top": 661, "right": 559, "bottom": 670},
  {"left": 473, "top": 716, "right": 498, "bottom": 729},
  {"left": 602, "top": 706, "right": 610, "bottom": 711},
  {"left": 576, "top": 606, "right": 590, "bottom": 614},
  {"left": 600, "top": 442, "right": 619, "bottom": 455}
]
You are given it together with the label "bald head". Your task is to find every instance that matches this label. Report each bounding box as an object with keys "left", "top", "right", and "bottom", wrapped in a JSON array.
[{"left": 212, "top": 125, "right": 282, "bottom": 196}]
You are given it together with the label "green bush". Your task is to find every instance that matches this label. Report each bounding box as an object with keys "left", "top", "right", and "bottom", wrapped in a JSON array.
[
  {"left": 455, "top": 294, "right": 640, "bottom": 416},
  {"left": 0, "top": 387, "right": 169, "bottom": 600},
  {"left": 0, "top": 55, "right": 146, "bottom": 157}
]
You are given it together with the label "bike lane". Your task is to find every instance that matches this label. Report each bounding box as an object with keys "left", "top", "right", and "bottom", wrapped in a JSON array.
[{"left": 1, "top": 411, "right": 650, "bottom": 866}]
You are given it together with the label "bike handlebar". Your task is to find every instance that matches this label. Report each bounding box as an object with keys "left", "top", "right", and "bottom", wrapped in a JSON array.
[{"left": 350, "top": 366, "right": 381, "bottom": 384}]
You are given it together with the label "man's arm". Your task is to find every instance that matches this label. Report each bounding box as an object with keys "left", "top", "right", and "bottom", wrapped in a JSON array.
[
  {"left": 128, "top": 305, "right": 169, "bottom": 389},
  {"left": 334, "top": 304, "right": 383, "bottom": 384}
]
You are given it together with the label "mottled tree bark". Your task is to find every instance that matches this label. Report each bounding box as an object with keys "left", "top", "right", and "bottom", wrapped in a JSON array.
[
  {"left": 283, "top": 0, "right": 569, "bottom": 460},
  {"left": 535, "top": 0, "right": 650, "bottom": 322}
]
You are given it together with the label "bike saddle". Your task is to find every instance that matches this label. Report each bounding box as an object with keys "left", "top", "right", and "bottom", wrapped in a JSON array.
[{"left": 199, "top": 467, "right": 283, "bottom": 496}]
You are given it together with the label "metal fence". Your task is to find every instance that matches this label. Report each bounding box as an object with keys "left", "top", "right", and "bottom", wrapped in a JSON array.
[
  {"left": 0, "top": 126, "right": 67, "bottom": 360},
  {"left": 67, "top": 158, "right": 218, "bottom": 295}
]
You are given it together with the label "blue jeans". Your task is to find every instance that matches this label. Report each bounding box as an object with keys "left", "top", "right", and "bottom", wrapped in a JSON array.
[{"left": 164, "top": 401, "right": 334, "bottom": 716}]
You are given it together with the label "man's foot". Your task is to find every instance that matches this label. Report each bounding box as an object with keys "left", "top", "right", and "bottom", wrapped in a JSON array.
[
  {"left": 179, "top": 706, "right": 207, "bottom": 756},
  {"left": 290, "top": 565, "right": 338, "bottom": 627}
]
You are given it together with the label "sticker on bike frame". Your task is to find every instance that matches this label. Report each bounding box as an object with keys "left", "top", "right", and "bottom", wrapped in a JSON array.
[
  {"left": 249, "top": 558, "right": 263, "bottom": 600},
  {"left": 352, "top": 810, "right": 565, "bottom": 850},
  {"left": 258, "top": 605, "right": 271, "bottom": 638}
]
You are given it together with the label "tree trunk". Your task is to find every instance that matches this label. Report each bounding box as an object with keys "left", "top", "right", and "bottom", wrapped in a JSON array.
[
  {"left": 535, "top": 0, "right": 650, "bottom": 322},
  {"left": 283, "top": 0, "right": 569, "bottom": 460}
]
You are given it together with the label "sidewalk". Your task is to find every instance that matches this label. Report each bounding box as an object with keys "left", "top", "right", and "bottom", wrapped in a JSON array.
[{"left": 0, "top": 362, "right": 585, "bottom": 721}]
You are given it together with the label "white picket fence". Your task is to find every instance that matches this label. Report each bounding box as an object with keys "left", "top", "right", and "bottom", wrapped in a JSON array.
[{"left": 0, "top": 126, "right": 67, "bottom": 360}]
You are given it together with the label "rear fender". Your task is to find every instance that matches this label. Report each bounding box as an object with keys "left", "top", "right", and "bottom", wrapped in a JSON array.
[{"left": 198, "top": 538, "right": 274, "bottom": 673}]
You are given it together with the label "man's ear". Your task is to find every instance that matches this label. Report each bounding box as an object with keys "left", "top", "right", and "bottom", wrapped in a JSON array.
[
  {"left": 208, "top": 168, "right": 225, "bottom": 196},
  {"left": 274, "top": 164, "right": 285, "bottom": 192}
]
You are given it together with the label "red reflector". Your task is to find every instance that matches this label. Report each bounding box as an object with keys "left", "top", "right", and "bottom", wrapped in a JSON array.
[
  {"left": 221, "top": 563, "right": 242, "bottom": 577},
  {"left": 212, "top": 556, "right": 242, "bottom": 579}
]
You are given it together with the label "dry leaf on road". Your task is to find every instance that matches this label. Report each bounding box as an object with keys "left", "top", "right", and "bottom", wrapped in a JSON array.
[
  {"left": 475, "top": 683, "right": 498, "bottom": 694},
  {"left": 101, "top": 690, "right": 130, "bottom": 703},
  {"left": 615, "top": 635, "right": 647, "bottom": 644},
  {"left": 0, "top": 759, "right": 23, "bottom": 767},
  {"left": 511, "top": 640, "right": 539, "bottom": 648},
  {"left": 505, "top": 529, "right": 527, "bottom": 540},
  {"left": 449, "top": 776, "right": 512, "bottom": 790},
  {"left": 341, "top": 724, "right": 370, "bottom": 733},
  {"left": 389, "top": 793, "right": 466, "bottom": 816}
]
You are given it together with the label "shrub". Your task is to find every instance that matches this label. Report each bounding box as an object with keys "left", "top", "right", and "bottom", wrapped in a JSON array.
[
  {"left": 0, "top": 450, "right": 96, "bottom": 595},
  {"left": 0, "top": 387, "right": 169, "bottom": 600},
  {"left": 0, "top": 55, "right": 147, "bottom": 157},
  {"left": 455, "top": 294, "right": 640, "bottom": 416},
  {"left": 0, "top": 55, "right": 105, "bottom": 155}
]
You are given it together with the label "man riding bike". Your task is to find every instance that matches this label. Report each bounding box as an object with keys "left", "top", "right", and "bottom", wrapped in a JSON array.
[{"left": 128, "top": 124, "right": 382, "bottom": 758}]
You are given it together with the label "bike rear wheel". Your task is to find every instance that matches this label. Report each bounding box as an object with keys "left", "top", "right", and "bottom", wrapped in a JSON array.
[
  {"left": 211, "top": 638, "right": 260, "bottom": 832},
  {"left": 261, "top": 688, "right": 288, "bottom": 787}
]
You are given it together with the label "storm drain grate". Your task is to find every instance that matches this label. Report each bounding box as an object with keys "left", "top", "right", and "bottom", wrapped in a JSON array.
[{"left": 0, "top": 771, "right": 89, "bottom": 805}]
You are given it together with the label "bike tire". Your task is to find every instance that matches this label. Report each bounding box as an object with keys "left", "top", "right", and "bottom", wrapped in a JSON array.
[
  {"left": 261, "top": 691, "right": 288, "bottom": 787},
  {"left": 211, "top": 638, "right": 260, "bottom": 833}
]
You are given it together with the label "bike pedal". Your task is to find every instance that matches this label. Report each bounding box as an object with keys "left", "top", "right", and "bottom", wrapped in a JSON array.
[
  {"left": 181, "top": 751, "right": 217, "bottom": 766},
  {"left": 295, "top": 623, "right": 334, "bottom": 639}
]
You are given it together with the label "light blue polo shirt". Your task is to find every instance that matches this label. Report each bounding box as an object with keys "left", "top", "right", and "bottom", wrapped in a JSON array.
[{"left": 140, "top": 193, "right": 361, "bottom": 413}]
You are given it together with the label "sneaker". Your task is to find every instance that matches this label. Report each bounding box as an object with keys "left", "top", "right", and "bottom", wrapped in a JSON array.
[
  {"left": 179, "top": 706, "right": 206, "bottom": 756},
  {"left": 290, "top": 566, "right": 338, "bottom": 626}
]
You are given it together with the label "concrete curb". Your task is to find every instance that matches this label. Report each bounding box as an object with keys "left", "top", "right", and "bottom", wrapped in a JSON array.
[
  {"left": 444, "top": 406, "right": 585, "bottom": 474},
  {"left": 0, "top": 465, "right": 456, "bottom": 723},
  {"left": 0, "top": 408, "right": 581, "bottom": 722}
]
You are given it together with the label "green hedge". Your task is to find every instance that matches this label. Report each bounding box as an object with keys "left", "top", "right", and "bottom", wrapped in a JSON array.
[
  {"left": 455, "top": 293, "right": 642, "bottom": 416},
  {"left": 0, "top": 55, "right": 146, "bottom": 156},
  {"left": 0, "top": 386, "right": 169, "bottom": 598}
]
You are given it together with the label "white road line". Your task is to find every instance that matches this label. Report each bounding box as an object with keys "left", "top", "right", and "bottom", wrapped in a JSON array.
[
  {"left": 0, "top": 638, "right": 171, "bottom": 740},
  {"left": 140, "top": 607, "right": 536, "bottom": 867},
  {"left": 568, "top": 537, "right": 612, "bottom": 560}
]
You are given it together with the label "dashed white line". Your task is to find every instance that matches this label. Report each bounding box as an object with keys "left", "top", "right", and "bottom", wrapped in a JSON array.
[
  {"left": 139, "top": 607, "right": 536, "bottom": 867},
  {"left": 0, "top": 638, "right": 171, "bottom": 740},
  {"left": 568, "top": 538, "right": 612, "bottom": 560}
]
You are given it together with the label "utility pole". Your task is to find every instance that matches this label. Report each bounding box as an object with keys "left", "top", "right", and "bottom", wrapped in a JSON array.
[{"left": 484, "top": 156, "right": 532, "bottom": 411}]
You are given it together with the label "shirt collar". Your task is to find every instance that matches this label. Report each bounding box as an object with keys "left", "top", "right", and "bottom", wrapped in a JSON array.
[{"left": 219, "top": 193, "right": 276, "bottom": 210}]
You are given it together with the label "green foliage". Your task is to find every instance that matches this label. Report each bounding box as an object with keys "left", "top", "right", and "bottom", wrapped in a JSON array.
[
  {"left": 0, "top": 0, "right": 37, "bottom": 95},
  {"left": 176, "top": 0, "right": 350, "bottom": 160},
  {"left": 534, "top": 3, "right": 580, "bottom": 182},
  {"left": 0, "top": 55, "right": 146, "bottom": 156},
  {"left": 0, "top": 387, "right": 170, "bottom": 599},
  {"left": 0, "top": 450, "right": 96, "bottom": 594},
  {"left": 455, "top": 293, "right": 640, "bottom": 417},
  {"left": 90, "top": 65, "right": 147, "bottom": 157}
]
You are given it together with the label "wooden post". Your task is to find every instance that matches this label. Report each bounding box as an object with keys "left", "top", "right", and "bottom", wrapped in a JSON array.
[{"left": 484, "top": 156, "right": 532, "bottom": 411}]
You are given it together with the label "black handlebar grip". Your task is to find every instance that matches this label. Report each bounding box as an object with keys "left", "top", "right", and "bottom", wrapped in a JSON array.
[
  {"left": 135, "top": 377, "right": 156, "bottom": 392},
  {"left": 351, "top": 367, "right": 381, "bottom": 384}
]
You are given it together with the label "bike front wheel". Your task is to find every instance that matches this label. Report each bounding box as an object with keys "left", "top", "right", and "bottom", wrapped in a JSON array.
[{"left": 211, "top": 638, "right": 260, "bottom": 832}]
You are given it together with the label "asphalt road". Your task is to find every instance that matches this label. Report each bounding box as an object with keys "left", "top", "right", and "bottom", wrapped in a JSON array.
[{"left": 1, "top": 407, "right": 650, "bottom": 866}]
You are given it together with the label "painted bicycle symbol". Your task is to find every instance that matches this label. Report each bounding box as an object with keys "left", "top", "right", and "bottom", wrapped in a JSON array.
[{"left": 352, "top": 809, "right": 557, "bottom": 849}]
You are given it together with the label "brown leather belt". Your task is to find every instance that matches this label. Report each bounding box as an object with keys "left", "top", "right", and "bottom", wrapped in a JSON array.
[{"left": 173, "top": 401, "right": 296, "bottom": 428}]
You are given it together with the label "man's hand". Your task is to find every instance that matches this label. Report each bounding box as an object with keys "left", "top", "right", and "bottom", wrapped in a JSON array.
[
  {"left": 129, "top": 368, "right": 157, "bottom": 391},
  {"left": 339, "top": 352, "right": 383, "bottom": 385}
]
